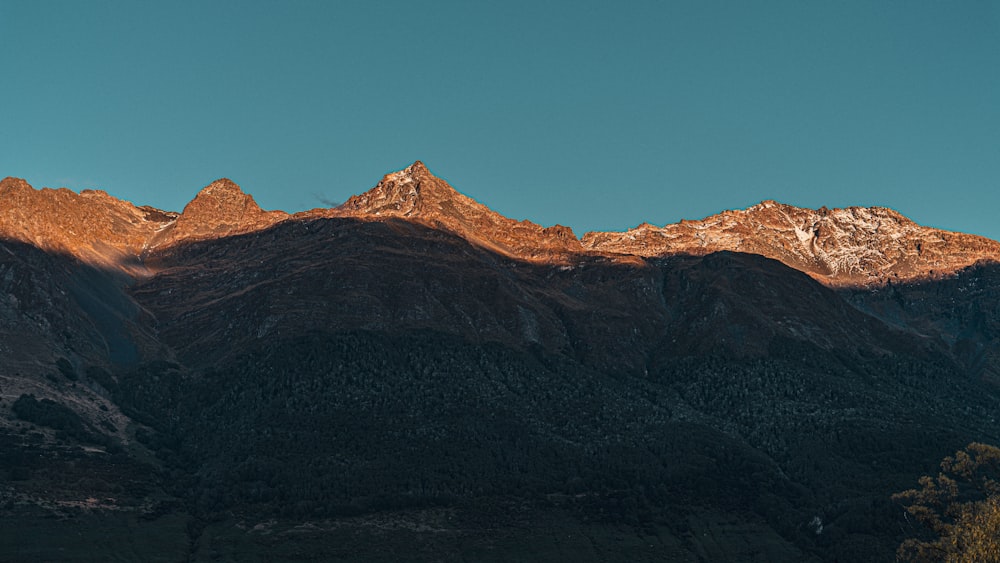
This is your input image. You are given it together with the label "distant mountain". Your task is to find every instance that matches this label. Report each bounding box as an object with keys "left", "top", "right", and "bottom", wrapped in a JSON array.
[
  {"left": 1, "top": 163, "right": 999, "bottom": 561},
  {"left": 0, "top": 176, "right": 175, "bottom": 271},
  {"left": 3, "top": 163, "right": 995, "bottom": 282},
  {"left": 149, "top": 177, "right": 288, "bottom": 250},
  {"left": 582, "top": 200, "right": 1000, "bottom": 287},
  {"left": 335, "top": 161, "right": 582, "bottom": 262}
]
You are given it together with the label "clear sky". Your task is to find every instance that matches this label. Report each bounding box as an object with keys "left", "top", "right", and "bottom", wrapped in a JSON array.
[{"left": 2, "top": 1, "right": 998, "bottom": 239}]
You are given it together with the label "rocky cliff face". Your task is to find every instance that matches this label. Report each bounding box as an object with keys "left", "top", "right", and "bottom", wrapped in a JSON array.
[
  {"left": 582, "top": 200, "right": 1000, "bottom": 286},
  {"left": 150, "top": 178, "right": 288, "bottom": 249},
  {"left": 3, "top": 165, "right": 997, "bottom": 286},
  {"left": 335, "top": 161, "right": 583, "bottom": 263},
  {"left": 0, "top": 177, "right": 176, "bottom": 272},
  {"left": 0, "top": 176, "right": 287, "bottom": 272}
]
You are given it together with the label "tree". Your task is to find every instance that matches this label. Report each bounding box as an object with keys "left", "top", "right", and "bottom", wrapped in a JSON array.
[{"left": 893, "top": 442, "right": 1000, "bottom": 562}]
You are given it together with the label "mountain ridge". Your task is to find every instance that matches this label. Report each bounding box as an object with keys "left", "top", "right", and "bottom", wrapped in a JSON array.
[
  {"left": 2, "top": 163, "right": 998, "bottom": 286},
  {"left": 3, "top": 164, "right": 1000, "bottom": 561},
  {"left": 582, "top": 199, "right": 1000, "bottom": 286},
  {"left": 332, "top": 161, "right": 583, "bottom": 263},
  {"left": 148, "top": 177, "right": 289, "bottom": 250}
]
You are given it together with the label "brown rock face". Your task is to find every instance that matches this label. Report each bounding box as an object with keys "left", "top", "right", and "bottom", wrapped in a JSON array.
[
  {"left": 3, "top": 167, "right": 999, "bottom": 287},
  {"left": 0, "top": 177, "right": 178, "bottom": 272},
  {"left": 0, "top": 176, "right": 287, "bottom": 272},
  {"left": 8, "top": 164, "right": 1000, "bottom": 563},
  {"left": 151, "top": 178, "right": 288, "bottom": 249},
  {"left": 582, "top": 200, "right": 1000, "bottom": 286},
  {"left": 336, "top": 161, "right": 583, "bottom": 263}
]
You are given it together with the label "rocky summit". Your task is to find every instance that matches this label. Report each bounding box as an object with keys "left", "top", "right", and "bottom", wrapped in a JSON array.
[
  {"left": 1, "top": 162, "right": 1000, "bottom": 562},
  {"left": 582, "top": 200, "right": 1000, "bottom": 286},
  {"left": 335, "top": 161, "right": 583, "bottom": 262},
  {"left": 2, "top": 163, "right": 995, "bottom": 282}
]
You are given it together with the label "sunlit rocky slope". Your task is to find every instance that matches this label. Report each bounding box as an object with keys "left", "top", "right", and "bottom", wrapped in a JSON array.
[
  {"left": 1, "top": 163, "right": 1000, "bottom": 562},
  {"left": 3, "top": 161, "right": 997, "bottom": 283}
]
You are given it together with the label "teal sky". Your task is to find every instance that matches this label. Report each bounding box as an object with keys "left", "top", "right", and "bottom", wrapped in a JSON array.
[{"left": 2, "top": 1, "right": 998, "bottom": 239}]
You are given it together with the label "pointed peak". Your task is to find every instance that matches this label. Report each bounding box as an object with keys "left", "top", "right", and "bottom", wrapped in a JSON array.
[
  {"left": 380, "top": 161, "right": 435, "bottom": 186},
  {"left": 407, "top": 160, "right": 430, "bottom": 175},
  {"left": 156, "top": 178, "right": 287, "bottom": 246},
  {"left": 198, "top": 178, "right": 246, "bottom": 196},
  {"left": 342, "top": 161, "right": 463, "bottom": 218},
  {"left": 179, "top": 178, "right": 262, "bottom": 220},
  {"left": 183, "top": 178, "right": 260, "bottom": 212},
  {"left": 338, "top": 162, "right": 582, "bottom": 262}
]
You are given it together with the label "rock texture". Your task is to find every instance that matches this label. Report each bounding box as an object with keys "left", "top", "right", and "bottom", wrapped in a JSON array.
[
  {"left": 4, "top": 166, "right": 998, "bottom": 286},
  {"left": 5, "top": 162, "right": 1000, "bottom": 562},
  {"left": 0, "top": 176, "right": 288, "bottom": 272},
  {"left": 2, "top": 163, "right": 999, "bottom": 376},
  {"left": 334, "top": 161, "right": 583, "bottom": 263},
  {"left": 151, "top": 178, "right": 288, "bottom": 249},
  {"left": 0, "top": 177, "right": 176, "bottom": 272},
  {"left": 582, "top": 200, "right": 1000, "bottom": 286}
]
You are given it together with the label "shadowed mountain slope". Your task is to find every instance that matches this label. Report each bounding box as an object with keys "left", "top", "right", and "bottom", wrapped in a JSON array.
[{"left": 2, "top": 163, "right": 1000, "bottom": 561}]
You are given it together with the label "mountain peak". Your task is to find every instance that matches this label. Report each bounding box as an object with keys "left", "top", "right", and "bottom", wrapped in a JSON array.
[
  {"left": 156, "top": 179, "right": 288, "bottom": 246},
  {"left": 198, "top": 177, "right": 245, "bottom": 196},
  {"left": 182, "top": 178, "right": 259, "bottom": 216},
  {"left": 583, "top": 201, "right": 1000, "bottom": 285},
  {"left": 403, "top": 160, "right": 431, "bottom": 178},
  {"left": 378, "top": 160, "right": 433, "bottom": 185},
  {"left": 3, "top": 167, "right": 997, "bottom": 285},
  {"left": 338, "top": 162, "right": 583, "bottom": 262},
  {"left": 340, "top": 161, "right": 459, "bottom": 218}
]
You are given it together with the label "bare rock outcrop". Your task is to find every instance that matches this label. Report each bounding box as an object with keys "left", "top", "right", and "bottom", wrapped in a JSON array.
[{"left": 583, "top": 200, "right": 1000, "bottom": 286}]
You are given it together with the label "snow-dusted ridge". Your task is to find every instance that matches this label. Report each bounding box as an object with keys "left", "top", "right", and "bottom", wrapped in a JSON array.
[{"left": 581, "top": 200, "right": 1000, "bottom": 286}]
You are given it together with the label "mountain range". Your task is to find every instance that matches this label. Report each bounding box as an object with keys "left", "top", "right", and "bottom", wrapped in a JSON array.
[{"left": 1, "top": 162, "right": 999, "bottom": 561}]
